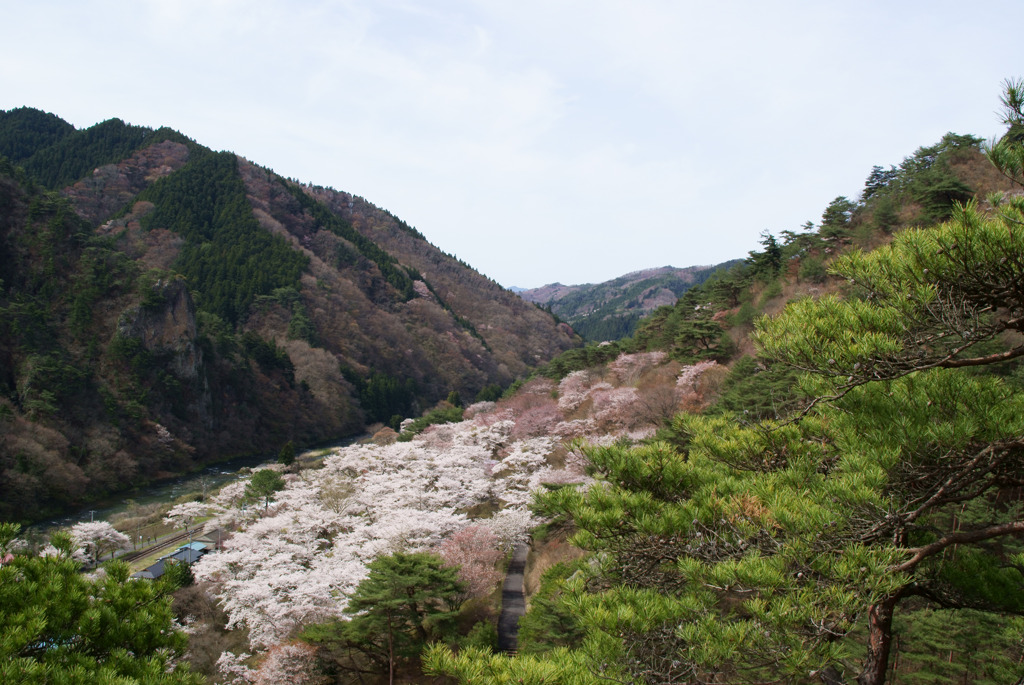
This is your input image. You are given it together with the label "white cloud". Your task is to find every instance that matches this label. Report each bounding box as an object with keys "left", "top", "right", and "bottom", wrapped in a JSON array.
[{"left": 1, "top": 0, "right": 1021, "bottom": 286}]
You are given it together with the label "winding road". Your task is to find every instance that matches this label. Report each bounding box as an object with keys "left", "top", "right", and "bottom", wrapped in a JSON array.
[{"left": 497, "top": 542, "right": 529, "bottom": 652}]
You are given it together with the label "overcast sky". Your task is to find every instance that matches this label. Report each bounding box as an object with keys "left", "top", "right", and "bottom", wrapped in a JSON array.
[{"left": 1, "top": 1, "right": 1021, "bottom": 288}]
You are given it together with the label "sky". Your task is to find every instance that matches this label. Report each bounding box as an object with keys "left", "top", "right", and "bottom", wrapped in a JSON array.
[{"left": 1, "top": 1, "right": 1022, "bottom": 289}]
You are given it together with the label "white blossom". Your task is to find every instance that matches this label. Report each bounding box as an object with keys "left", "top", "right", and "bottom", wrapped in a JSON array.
[
  {"left": 68, "top": 521, "right": 130, "bottom": 564},
  {"left": 194, "top": 366, "right": 667, "bottom": 652}
]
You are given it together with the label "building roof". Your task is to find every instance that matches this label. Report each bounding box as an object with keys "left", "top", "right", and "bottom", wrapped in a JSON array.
[
  {"left": 131, "top": 544, "right": 207, "bottom": 580},
  {"left": 167, "top": 548, "right": 204, "bottom": 564},
  {"left": 131, "top": 558, "right": 167, "bottom": 580},
  {"left": 176, "top": 541, "right": 208, "bottom": 552}
]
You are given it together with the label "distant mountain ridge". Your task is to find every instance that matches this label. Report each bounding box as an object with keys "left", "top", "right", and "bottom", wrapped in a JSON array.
[
  {"left": 0, "top": 106, "right": 580, "bottom": 522},
  {"left": 518, "top": 262, "right": 739, "bottom": 341}
]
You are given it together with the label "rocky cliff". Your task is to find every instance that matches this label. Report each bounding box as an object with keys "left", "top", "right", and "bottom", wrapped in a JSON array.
[{"left": 0, "top": 108, "right": 581, "bottom": 522}]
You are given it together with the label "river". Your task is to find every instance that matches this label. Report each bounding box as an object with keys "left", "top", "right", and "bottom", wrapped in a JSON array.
[{"left": 29, "top": 438, "right": 358, "bottom": 537}]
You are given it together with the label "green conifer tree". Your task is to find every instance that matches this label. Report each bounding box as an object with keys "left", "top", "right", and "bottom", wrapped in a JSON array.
[
  {"left": 0, "top": 524, "right": 201, "bottom": 684},
  {"left": 246, "top": 469, "right": 285, "bottom": 510},
  {"left": 426, "top": 81, "right": 1024, "bottom": 685},
  {"left": 343, "top": 552, "right": 463, "bottom": 684},
  {"left": 277, "top": 440, "right": 296, "bottom": 467}
]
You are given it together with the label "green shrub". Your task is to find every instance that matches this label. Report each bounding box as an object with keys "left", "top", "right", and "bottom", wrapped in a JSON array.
[
  {"left": 797, "top": 255, "right": 828, "bottom": 283},
  {"left": 397, "top": 405, "right": 464, "bottom": 441},
  {"left": 460, "top": 621, "right": 497, "bottom": 651}
]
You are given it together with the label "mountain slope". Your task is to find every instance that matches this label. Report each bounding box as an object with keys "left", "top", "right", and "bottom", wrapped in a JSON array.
[
  {"left": 429, "top": 117, "right": 1024, "bottom": 685},
  {"left": 305, "top": 184, "right": 577, "bottom": 374},
  {"left": 0, "top": 108, "right": 579, "bottom": 522},
  {"left": 519, "top": 263, "right": 738, "bottom": 341}
]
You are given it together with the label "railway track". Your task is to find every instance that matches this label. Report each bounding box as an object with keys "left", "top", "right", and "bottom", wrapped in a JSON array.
[{"left": 119, "top": 529, "right": 194, "bottom": 564}]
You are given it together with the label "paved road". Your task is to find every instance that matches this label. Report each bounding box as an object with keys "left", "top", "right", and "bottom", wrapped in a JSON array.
[{"left": 497, "top": 542, "right": 529, "bottom": 652}]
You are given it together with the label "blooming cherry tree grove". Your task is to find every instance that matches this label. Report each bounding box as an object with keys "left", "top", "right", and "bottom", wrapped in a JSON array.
[
  {"left": 195, "top": 348, "right": 681, "bottom": 658},
  {"left": 195, "top": 418, "right": 562, "bottom": 647}
]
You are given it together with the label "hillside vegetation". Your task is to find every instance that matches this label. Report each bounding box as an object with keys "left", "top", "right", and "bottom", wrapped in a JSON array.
[
  {"left": 4, "top": 83, "right": 1024, "bottom": 685},
  {"left": 0, "top": 108, "right": 579, "bottom": 523},
  {"left": 519, "top": 263, "right": 739, "bottom": 341},
  {"left": 423, "top": 83, "right": 1024, "bottom": 684},
  {"left": 158, "top": 105, "right": 1024, "bottom": 681}
]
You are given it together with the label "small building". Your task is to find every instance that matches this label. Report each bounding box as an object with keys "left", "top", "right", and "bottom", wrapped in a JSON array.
[
  {"left": 131, "top": 542, "right": 207, "bottom": 580},
  {"left": 132, "top": 558, "right": 168, "bottom": 580},
  {"left": 176, "top": 541, "right": 209, "bottom": 553},
  {"left": 195, "top": 528, "right": 227, "bottom": 550},
  {"left": 167, "top": 547, "right": 204, "bottom": 564}
]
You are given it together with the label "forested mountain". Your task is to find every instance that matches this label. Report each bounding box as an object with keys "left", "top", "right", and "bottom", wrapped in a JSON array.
[
  {"left": 0, "top": 107, "right": 579, "bottom": 523},
  {"left": 5, "top": 84, "right": 1024, "bottom": 685},
  {"left": 528, "top": 130, "right": 1016, "bottom": 378},
  {"left": 425, "top": 84, "right": 1024, "bottom": 685},
  {"left": 518, "top": 263, "right": 738, "bottom": 341}
]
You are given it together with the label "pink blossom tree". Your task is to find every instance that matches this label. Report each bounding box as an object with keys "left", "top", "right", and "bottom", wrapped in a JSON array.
[
  {"left": 508, "top": 401, "right": 561, "bottom": 442},
  {"left": 557, "top": 370, "right": 598, "bottom": 413},
  {"left": 254, "top": 642, "right": 321, "bottom": 685},
  {"left": 675, "top": 359, "right": 720, "bottom": 411},
  {"left": 591, "top": 385, "right": 641, "bottom": 431},
  {"left": 435, "top": 525, "right": 503, "bottom": 599},
  {"left": 216, "top": 650, "right": 255, "bottom": 684},
  {"left": 608, "top": 350, "right": 667, "bottom": 385},
  {"left": 485, "top": 507, "right": 536, "bottom": 552}
]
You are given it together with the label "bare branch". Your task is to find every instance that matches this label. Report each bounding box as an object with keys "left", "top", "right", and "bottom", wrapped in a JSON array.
[
  {"left": 937, "top": 344, "right": 1024, "bottom": 368},
  {"left": 894, "top": 520, "right": 1024, "bottom": 573}
]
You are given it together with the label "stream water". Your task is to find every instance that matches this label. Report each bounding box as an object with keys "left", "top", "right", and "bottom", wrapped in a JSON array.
[{"left": 28, "top": 438, "right": 357, "bottom": 537}]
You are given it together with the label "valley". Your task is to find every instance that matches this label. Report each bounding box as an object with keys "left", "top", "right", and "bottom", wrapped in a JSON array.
[
  {"left": 0, "top": 108, "right": 579, "bottom": 523},
  {"left": 4, "top": 80, "right": 1024, "bottom": 684}
]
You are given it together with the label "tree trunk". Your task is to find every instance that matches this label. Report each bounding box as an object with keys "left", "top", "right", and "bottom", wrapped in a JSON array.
[
  {"left": 387, "top": 610, "right": 394, "bottom": 685},
  {"left": 858, "top": 595, "right": 899, "bottom": 685}
]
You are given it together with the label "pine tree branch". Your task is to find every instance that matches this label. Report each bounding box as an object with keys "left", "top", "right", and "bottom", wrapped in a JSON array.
[
  {"left": 777, "top": 339, "right": 1024, "bottom": 429},
  {"left": 894, "top": 520, "right": 1024, "bottom": 573},
  {"left": 937, "top": 343, "right": 1024, "bottom": 368},
  {"left": 901, "top": 439, "right": 1022, "bottom": 524}
]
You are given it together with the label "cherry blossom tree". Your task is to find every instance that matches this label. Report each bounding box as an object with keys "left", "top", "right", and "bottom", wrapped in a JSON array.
[
  {"left": 217, "top": 642, "right": 321, "bottom": 685},
  {"left": 675, "top": 359, "right": 720, "bottom": 411},
  {"left": 557, "top": 370, "right": 599, "bottom": 413},
  {"left": 491, "top": 437, "right": 555, "bottom": 506},
  {"left": 551, "top": 417, "right": 597, "bottom": 439},
  {"left": 462, "top": 401, "right": 496, "bottom": 419},
  {"left": 485, "top": 507, "right": 537, "bottom": 552},
  {"left": 608, "top": 350, "right": 667, "bottom": 384},
  {"left": 212, "top": 480, "right": 251, "bottom": 509},
  {"left": 69, "top": 520, "right": 131, "bottom": 564},
  {"left": 215, "top": 650, "right": 256, "bottom": 685},
  {"left": 164, "top": 501, "right": 212, "bottom": 543},
  {"left": 590, "top": 385, "right": 641, "bottom": 430},
  {"left": 508, "top": 401, "right": 561, "bottom": 442},
  {"left": 253, "top": 642, "right": 321, "bottom": 685},
  {"left": 436, "top": 525, "right": 503, "bottom": 599}
]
